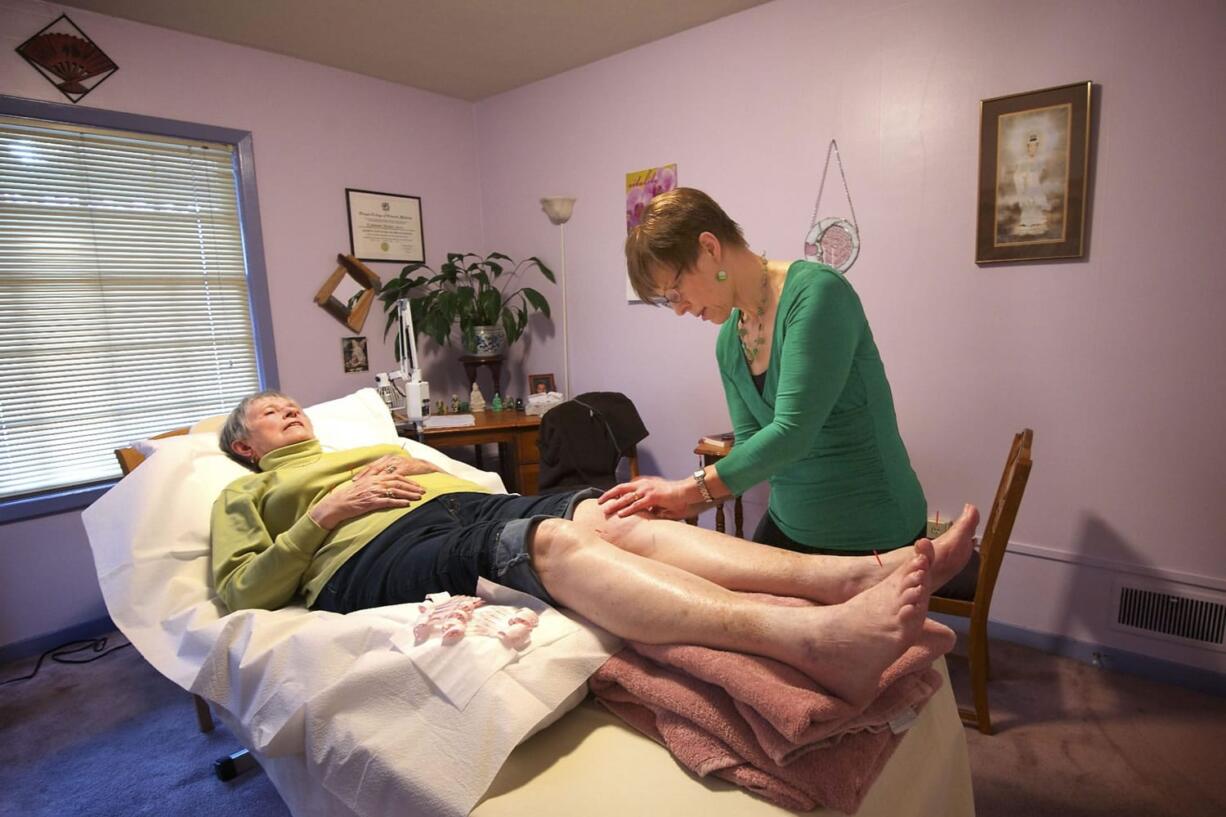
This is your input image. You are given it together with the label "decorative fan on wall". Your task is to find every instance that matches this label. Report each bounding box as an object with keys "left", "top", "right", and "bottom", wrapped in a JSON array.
[
  {"left": 16, "top": 15, "right": 118, "bottom": 104},
  {"left": 804, "top": 140, "right": 861, "bottom": 273}
]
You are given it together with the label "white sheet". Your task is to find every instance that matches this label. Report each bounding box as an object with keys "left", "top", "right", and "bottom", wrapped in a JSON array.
[{"left": 81, "top": 388, "right": 621, "bottom": 817}]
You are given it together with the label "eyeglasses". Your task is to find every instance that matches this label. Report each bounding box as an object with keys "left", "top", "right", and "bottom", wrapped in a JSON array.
[{"left": 651, "top": 267, "right": 686, "bottom": 306}]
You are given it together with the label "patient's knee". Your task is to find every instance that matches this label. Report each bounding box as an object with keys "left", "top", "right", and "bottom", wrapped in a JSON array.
[
  {"left": 529, "top": 518, "right": 594, "bottom": 573},
  {"left": 568, "top": 498, "right": 647, "bottom": 546}
]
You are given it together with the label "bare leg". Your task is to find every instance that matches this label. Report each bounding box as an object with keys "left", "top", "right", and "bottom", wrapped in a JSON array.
[
  {"left": 531, "top": 518, "right": 933, "bottom": 705},
  {"left": 573, "top": 500, "right": 977, "bottom": 605}
]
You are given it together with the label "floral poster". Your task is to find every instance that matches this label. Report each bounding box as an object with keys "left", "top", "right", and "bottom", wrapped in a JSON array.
[
  {"left": 625, "top": 163, "right": 677, "bottom": 300},
  {"left": 625, "top": 163, "right": 677, "bottom": 232}
]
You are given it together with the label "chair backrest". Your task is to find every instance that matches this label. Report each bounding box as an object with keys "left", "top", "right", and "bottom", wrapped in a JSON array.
[
  {"left": 972, "top": 428, "right": 1034, "bottom": 617},
  {"left": 537, "top": 392, "right": 648, "bottom": 492},
  {"left": 114, "top": 427, "right": 189, "bottom": 476}
]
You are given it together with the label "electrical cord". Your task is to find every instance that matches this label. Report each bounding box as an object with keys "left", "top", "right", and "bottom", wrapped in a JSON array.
[{"left": 0, "top": 635, "right": 131, "bottom": 686}]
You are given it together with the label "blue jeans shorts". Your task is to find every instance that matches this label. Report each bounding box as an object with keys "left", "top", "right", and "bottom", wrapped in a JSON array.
[{"left": 311, "top": 489, "right": 599, "bottom": 614}]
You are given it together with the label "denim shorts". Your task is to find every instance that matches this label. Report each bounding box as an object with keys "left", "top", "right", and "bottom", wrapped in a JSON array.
[{"left": 311, "top": 489, "right": 598, "bottom": 614}]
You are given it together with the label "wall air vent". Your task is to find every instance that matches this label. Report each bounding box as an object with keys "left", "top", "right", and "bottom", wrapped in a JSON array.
[{"left": 1112, "top": 579, "right": 1226, "bottom": 653}]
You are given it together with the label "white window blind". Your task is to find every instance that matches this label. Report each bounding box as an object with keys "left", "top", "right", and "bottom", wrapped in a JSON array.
[{"left": 0, "top": 116, "right": 262, "bottom": 500}]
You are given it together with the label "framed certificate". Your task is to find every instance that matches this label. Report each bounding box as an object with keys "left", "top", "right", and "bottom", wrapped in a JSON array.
[{"left": 345, "top": 188, "right": 425, "bottom": 264}]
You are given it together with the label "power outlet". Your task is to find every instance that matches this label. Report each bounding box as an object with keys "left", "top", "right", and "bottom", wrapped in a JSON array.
[{"left": 926, "top": 517, "right": 953, "bottom": 538}]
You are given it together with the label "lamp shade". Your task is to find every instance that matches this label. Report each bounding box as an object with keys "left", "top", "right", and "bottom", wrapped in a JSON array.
[{"left": 540, "top": 196, "right": 576, "bottom": 225}]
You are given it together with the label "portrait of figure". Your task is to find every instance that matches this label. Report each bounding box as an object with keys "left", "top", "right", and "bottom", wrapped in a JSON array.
[
  {"left": 975, "top": 81, "right": 1092, "bottom": 263},
  {"left": 528, "top": 373, "right": 556, "bottom": 395},
  {"left": 342, "top": 336, "right": 368, "bottom": 373},
  {"left": 994, "top": 104, "right": 1071, "bottom": 246}
]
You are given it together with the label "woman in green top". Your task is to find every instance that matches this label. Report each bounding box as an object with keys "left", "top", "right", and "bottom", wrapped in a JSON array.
[{"left": 601, "top": 188, "right": 927, "bottom": 556}]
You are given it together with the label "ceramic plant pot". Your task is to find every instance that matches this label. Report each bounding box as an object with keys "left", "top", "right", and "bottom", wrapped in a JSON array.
[{"left": 466, "top": 324, "right": 507, "bottom": 358}]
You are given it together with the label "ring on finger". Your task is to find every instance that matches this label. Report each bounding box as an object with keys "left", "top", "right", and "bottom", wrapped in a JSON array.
[{"left": 385, "top": 489, "right": 392, "bottom": 498}]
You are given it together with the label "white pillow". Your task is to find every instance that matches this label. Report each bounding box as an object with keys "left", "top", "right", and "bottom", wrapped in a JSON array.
[
  {"left": 131, "top": 388, "right": 397, "bottom": 459},
  {"left": 304, "top": 387, "right": 399, "bottom": 449},
  {"left": 129, "top": 387, "right": 502, "bottom": 491}
]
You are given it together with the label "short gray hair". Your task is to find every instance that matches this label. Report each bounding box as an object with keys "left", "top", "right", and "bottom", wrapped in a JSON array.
[{"left": 219, "top": 389, "right": 291, "bottom": 467}]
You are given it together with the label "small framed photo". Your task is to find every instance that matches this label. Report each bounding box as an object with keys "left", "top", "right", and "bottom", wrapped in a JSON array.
[
  {"left": 341, "top": 336, "right": 369, "bottom": 373},
  {"left": 528, "top": 373, "right": 556, "bottom": 395},
  {"left": 976, "top": 81, "right": 1093, "bottom": 264},
  {"left": 345, "top": 188, "right": 425, "bottom": 264}
]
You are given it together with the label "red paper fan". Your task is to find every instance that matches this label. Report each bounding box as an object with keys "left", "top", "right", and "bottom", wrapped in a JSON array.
[{"left": 16, "top": 15, "right": 119, "bottom": 103}]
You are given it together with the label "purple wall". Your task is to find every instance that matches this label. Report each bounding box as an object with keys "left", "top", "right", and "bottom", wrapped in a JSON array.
[
  {"left": 3, "top": 0, "right": 1224, "bottom": 673},
  {"left": 0, "top": 0, "right": 485, "bottom": 650},
  {"left": 474, "top": 0, "right": 1226, "bottom": 671}
]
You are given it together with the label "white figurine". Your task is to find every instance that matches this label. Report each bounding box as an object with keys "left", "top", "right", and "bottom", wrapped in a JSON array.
[{"left": 469, "top": 382, "right": 486, "bottom": 412}]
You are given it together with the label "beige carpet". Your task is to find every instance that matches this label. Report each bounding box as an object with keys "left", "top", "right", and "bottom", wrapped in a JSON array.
[{"left": 946, "top": 638, "right": 1226, "bottom": 817}]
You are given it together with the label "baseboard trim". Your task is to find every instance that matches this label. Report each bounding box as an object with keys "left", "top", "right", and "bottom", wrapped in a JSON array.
[
  {"left": 932, "top": 614, "right": 1226, "bottom": 698},
  {"left": 0, "top": 615, "right": 117, "bottom": 666},
  {"left": 1007, "top": 540, "right": 1226, "bottom": 593}
]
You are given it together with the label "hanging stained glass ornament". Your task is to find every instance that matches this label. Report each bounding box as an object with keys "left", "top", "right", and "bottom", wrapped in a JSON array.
[{"left": 804, "top": 140, "right": 861, "bottom": 273}]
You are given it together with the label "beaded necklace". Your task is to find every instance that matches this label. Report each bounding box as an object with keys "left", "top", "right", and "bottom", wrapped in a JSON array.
[{"left": 737, "top": 254, "right": 771, "bottom": 364}]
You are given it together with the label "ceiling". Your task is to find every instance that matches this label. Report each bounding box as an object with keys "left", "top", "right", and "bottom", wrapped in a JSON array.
[{"left": 62, "top": 0, "right": 773, "bottom": 101}]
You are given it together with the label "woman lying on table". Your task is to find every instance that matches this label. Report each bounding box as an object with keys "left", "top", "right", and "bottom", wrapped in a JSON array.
[{"left": 211, "top": 390, "right": 977, "bottom": 706}]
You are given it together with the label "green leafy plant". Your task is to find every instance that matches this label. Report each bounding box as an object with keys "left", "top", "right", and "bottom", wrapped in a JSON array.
[{"left": 379, "top": 252, "right": 555, "bottom": 356}]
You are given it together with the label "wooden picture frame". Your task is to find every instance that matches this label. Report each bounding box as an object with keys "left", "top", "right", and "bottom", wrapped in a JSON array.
[
  {"left": 528, "top": 373, "right": 556, "bottom": 395},
  {"left": 314, "top": 254, "right": 381, "bottom": 332},
  {"left": 346, "top": 188, "right": 425, "bottom": 264},
  {"left": 976, "top": 81, "right": 1092, "bottom": 264}
]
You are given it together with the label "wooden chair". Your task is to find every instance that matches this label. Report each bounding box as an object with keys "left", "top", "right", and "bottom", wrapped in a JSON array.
[
  {"left": 929, "top": 428, "right": 1034, "bottom": 735},
  {"left": 114, "top": 429, "right": 216, "bottom": 735}
]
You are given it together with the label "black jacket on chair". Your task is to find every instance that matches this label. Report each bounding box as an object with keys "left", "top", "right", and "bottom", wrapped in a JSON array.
[{"left": 536, "top": 392, "right": 648, "bottom": 493}]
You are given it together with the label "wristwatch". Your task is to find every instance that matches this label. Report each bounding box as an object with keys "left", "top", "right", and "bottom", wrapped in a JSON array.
[{"left": 692, "top": 469, "right": 715, "bottom": 504}]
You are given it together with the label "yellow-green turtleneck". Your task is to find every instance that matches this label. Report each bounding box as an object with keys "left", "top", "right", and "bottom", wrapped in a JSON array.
[{"left": 210, "top": 439, "right": 488, "bottom": 611}]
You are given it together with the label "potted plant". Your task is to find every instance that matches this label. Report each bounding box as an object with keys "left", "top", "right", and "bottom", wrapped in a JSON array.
[{"left": 379, "top": 251, "right": 555, "bottom": 359}]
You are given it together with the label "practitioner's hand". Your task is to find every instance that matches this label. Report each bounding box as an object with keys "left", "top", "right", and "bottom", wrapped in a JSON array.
[
  {"left": 308, "top": 471, "right": 427, "bottom": 530},
  {"left": 355, "top": 453, "right": 441, "bottom": 481},
  {"left": 598, "top": 476, "right": 691, "bottom": 519}
]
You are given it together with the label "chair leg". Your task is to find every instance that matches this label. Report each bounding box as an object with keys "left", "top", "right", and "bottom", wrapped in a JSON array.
[
  {"left": 193, "top": 693, "right": 215, "bottom": 733},
  {"left": 967, "top": 624, "right": 993, "bottom": 735}
]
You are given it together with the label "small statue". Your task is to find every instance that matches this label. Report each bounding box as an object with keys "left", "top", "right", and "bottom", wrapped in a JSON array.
[
  {"left": 450, "top": 393, "right": 461, "bottom": 414},
  {"left": 469, "top": 382, "right": 486, "bottom": 412},
  {"left": 491, "top": 392, "right": 503, "bottom": 412},
  {"left": 436, "top": 399, "right": 447, "bottom": 415}
]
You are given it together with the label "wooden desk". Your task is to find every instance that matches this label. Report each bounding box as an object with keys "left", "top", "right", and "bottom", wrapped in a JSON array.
[
  {"left": 689, "top": 441, "right": 744, "bottom": 538},
  {"left": 399, "top": 410, "right": 541, "bottom": 494}
]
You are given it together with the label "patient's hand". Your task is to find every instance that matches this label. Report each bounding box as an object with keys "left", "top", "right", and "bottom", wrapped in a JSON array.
[
  {"left": 308, "top": 467, "right": 429, "bottom": 530},
  {"left": 355, "top": 453, "right": 441, "bottom": 481}
]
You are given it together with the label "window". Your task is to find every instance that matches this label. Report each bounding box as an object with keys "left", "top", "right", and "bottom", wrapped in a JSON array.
[{"left": 0, "top": 97, "right": 276, "bottom": 521}]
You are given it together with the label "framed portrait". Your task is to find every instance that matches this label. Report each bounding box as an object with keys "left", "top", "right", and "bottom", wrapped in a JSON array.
[
  {"left": 346, "top": 188, "right": 425, "bottom": 264},
  {"left": 528, "top": 373, "right": 556, "bottom": 395},
  {"left": 341, "top": 336, "right": 369, "bottom": 373},
  {"left": 976, "top": 81, "right": 1092, "bottom": 264}
]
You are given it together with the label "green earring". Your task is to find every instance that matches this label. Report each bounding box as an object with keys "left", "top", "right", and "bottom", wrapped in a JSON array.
[{"left": 716, "top": 269, "right": 728, "bottom": 281}]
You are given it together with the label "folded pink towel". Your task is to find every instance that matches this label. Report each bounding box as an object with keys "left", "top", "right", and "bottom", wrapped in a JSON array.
[{"left": 590, "top": 619, "right": 956, "bottom": 813}]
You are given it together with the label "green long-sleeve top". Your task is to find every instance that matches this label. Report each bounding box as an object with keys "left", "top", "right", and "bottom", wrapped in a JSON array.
[
  {"left": 210, "top": 440, "right": 488, "bottom": 611},
  {"left": 715, "top": 261, "right": 925, "bottom": 551}
]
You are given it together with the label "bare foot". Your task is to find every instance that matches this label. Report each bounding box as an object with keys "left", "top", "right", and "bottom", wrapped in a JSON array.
[
  {"left": 784, "top": 553, "right": 933, "bottom": 706},
  {"left": 833, "top": 504, "right": 978, "bottom": 601}
]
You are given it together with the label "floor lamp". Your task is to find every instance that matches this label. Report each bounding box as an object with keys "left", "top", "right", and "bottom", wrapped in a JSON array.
[{"left": 540, "top": 196, "right": 575, "bottom": 397}]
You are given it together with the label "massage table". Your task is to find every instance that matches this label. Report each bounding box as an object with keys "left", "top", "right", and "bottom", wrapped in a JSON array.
[{"left": 83, "top": 388, "right": 974, "bottom": 817}]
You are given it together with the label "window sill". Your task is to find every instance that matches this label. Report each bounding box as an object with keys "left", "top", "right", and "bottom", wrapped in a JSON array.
[{"left": 0, "top": 481, "right": 116, "bottom": 524}]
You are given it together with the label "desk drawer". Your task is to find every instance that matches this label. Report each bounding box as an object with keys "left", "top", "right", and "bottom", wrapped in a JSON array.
[
  {"left": 519, "top": 463, "right": 539, "bottom": 496},
  {"left": 517, "top": 429, "right": 540, "bottom": 464}
]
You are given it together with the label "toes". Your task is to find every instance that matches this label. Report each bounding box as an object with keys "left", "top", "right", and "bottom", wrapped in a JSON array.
[{"left": 914, "top": 537, "right": 936, "bottom": 563}]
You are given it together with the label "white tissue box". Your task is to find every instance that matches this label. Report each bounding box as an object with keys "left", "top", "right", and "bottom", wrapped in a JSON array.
[{"left": 525, "top": 392, "right": 564, "bottom": 416}]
